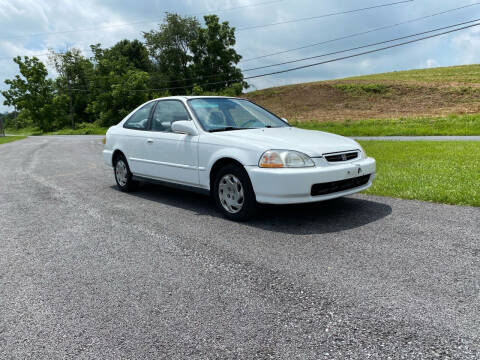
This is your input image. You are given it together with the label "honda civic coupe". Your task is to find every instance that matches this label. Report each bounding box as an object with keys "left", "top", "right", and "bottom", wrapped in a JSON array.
[{"left": 103, "top": 96, "right": 376, "bottom": 221}]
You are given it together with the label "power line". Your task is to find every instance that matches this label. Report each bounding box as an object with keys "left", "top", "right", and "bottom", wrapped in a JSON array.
[
  {"left": 242, "top": 18, "right": 480, "bottom": 72},
  {"left": 0, "top": 1, "right": 416, "bottom": 63},
  {"left": 0, "top": 0, "right": 415, "bottom": 62},
  {"left": 236, "top": 0, "right": 414, "bottom": 31},
  {"left": 68, "top": 20, "right": 480, "bottom": 93},
  {"left": 0, "top": 52, "right": 51, "bottom": 60},
  {"left": 118, "top": 16, "right": 480, "bottom": 85},
  {"left": 189, "top": 0, "right": 284, "bottom": 17},
  {"left": 244, "top": 21, "right": 480, "bottom": 80},
  {"left": 239, "top": 1, "right": 480, "bottom": 62},
  {"left": 84, "top": 16, "right": 480, "bottom": 85},
  {"left": 0, "top": 0, "right": 285, "bottom": 40},
  {"left": 0, "top": 1, "right": 474, "bottom": 63}
]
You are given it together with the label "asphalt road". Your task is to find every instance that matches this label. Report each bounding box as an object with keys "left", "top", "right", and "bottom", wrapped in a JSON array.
[{"left": 1, "top": 136, "right": 479, "bottom": 359}]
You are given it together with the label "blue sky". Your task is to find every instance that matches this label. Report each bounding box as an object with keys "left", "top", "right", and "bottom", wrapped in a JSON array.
[{"left": 1, "top": 0, "right": 480, "bottom": 112}]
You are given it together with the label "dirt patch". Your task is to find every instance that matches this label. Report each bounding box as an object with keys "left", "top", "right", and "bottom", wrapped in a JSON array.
[{"left": 246, "top": 74, "right": 480, "bottom": 122}]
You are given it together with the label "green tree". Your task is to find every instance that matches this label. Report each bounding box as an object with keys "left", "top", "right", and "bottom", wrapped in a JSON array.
[
  {"left": 49, "top": 48, "right": 94, "bottom": 129},
  {"left": 109, "top": 39, "right": 152, "bottom": 72},
  {"left": 2, "top": 85, "right": 21, "bottom": 129},
  {"left": 143, "top": 13, "right": 200, "bottom": 92},
  {"left": 1, "top": 56, "right": 56, "bottom": 132},
  {"left": 190, "top": 15, "right": 245, "bottom": 93},
  {"left": 143, "top": 13, "right": 245, "bottom": 94},
  {"left": 87, "top": 41, "right": 154, "bottom": 126},
  {"left": 88, "top": 69, "right": 152, "bottom": 126}
]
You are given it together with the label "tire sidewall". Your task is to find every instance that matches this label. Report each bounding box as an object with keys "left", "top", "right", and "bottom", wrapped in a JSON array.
[
  {"left": 114, "top": 155, "right": 136, "bottom": 192},
  {"left": 213, "top": 164, "right": 257, "bottom": 221}
]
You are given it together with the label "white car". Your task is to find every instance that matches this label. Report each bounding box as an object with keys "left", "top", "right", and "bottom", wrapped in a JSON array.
[{"left": 103, "top": 96, "right": 376, "bottom": 221}]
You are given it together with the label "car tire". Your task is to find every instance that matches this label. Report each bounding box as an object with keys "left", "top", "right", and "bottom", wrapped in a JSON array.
[
  {"left": 213, "top": 164, "right": 257, "bottom": 221},
  {"left": 113, "top": 154, "right": 138, "bottom": 192}
]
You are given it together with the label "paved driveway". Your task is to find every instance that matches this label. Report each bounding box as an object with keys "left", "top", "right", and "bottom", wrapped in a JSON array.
[{"left": 0, "top": 136, "right": 479, "bottom": 359}]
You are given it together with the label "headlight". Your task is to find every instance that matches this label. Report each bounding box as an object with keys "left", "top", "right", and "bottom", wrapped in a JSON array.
[
  {"left": 358, "top": 145, "right": 367, "bottom": 158},
  {"left": 259, "top": 150, "right": 315, "bottom": 168}
]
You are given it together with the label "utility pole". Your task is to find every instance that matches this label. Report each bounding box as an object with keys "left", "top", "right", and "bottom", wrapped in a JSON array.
[
  {"left": 0, "top": 115, "right": 5, "bottom": 137},
  {"left": 14, "top": 106, "right": 18, "bottom": 130},
  {"left": 66, "top": 70, "right": 74, "bottom": 130}
]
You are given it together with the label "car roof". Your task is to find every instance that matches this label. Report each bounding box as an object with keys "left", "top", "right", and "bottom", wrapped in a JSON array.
[{"left": 152, "top": 95, "right": 244, "bottom": 101}]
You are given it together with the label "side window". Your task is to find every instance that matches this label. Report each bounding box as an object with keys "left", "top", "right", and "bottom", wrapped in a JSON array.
[
  {"left": 124, "top": 102, "right": 155, "bottom": 130},
  {"left": 151, "top": 101, "right": 190, "bottom": 132}
]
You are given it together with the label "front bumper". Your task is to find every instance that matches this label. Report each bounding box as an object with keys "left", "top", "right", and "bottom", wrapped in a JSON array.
[
  {"left": 246, "top": 157, "right": 376, "bottom": 204},
  {"left": 103, "top": 149, "right": 113, "bottom": 167}
]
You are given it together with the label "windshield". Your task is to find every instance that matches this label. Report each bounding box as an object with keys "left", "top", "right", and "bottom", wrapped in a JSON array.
[{"left": 187, "top": 98, "right": 289, "bottom": 132}]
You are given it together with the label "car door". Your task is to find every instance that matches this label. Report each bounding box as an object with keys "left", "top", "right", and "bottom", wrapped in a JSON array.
[
  {"left": 142, "top": 100, "right": 200, "bottom": 185},
  {"left": 121, "top": 101, "right": 155, "bottom": 175}
]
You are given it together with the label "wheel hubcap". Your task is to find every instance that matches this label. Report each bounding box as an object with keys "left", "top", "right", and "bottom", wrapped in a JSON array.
[
  {"left": 115, "top": 160, "right": 128, "bottom": 186},
  {"left": 218, "top": 174, "right": 244, "bottom": 214}
]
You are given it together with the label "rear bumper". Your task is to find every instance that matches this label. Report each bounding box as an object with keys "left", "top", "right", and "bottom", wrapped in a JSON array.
[{"left": 246, "top": 157, "right": 376, "bottom": 204}]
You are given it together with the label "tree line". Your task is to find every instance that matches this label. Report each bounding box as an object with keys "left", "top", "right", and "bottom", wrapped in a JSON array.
[{"left": 1, "top": 14, "right": 246, "bottom": 132}]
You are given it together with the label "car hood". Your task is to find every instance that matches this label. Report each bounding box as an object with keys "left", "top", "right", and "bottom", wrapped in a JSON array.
[{"left": 212, "top": 127, "right": 360, "bottom": 157}]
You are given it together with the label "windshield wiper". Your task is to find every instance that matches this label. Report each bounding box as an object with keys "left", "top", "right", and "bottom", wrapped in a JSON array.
[{"left": 209, "top": 127, "right": 249, "bottom": 133}]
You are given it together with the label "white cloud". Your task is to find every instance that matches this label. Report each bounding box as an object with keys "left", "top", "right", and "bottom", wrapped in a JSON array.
[{"left": 450, "top": 26, "right": 480, "bottom": 64}]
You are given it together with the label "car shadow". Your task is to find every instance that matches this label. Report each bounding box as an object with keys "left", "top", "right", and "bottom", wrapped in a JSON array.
[{"left": 116, "top": 183, "right": 392, "bottom": 235}]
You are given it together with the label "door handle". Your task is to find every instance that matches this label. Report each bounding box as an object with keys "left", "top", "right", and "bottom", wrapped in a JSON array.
[{"left": 147, "top": 139, "right": 154, "bottom": 144}]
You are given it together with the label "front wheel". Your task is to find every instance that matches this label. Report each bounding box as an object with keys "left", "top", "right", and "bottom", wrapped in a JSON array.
[
  {"left": 213, "top": 164, "right": 257, "bottom": 221},
  {"left": 114, "top": 155, "right": 137, "bottom": 192}
]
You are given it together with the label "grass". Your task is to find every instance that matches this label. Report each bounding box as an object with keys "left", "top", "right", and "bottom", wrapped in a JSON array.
[
  {"left": 349, "top": 64, "right": 480, "bottom": 84},
  {"left": 5, "top": 123, "right": 108, "bottom": 136},
  {"left": 359, "top": 141, "right": 480, "bottom": 207},
  {"left": 46, "top": 126, "right": 108, "bottom": 135},
  {"left": 4, "top": 127, "right": 40, "bottom": 136},
  {"left": 293, "top": 114, "right": 480, "bottom": 136},
  {"left": 0, "top": 135, "right": 27, "bottom": 145}
]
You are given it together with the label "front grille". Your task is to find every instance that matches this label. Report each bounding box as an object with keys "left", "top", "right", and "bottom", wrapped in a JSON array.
[
  {"left": 311, "top": 175, "right": 370, "bottom": 196},
  {"left": 324, "top": 151, "right": 358, "bottom": 162}
]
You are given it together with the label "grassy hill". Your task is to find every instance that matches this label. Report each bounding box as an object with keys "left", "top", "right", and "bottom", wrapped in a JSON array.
[{"left": 246, "top": 64, "right": 480, "bottom": 135}]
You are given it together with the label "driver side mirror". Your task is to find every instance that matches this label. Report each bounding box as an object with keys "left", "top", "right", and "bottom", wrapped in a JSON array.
[
  {"left": 281, "top": 118, "right": 289, "bottom": 124},
  {"left": 171, "top": 120, "right": 198, "bottom": 136}
]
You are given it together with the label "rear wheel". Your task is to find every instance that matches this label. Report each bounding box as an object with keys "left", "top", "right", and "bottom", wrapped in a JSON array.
[
  {"left": 114, "top": 154, "right": 137, "bottom": 192},
  {"left": 213, "top": 164, "right": 257, "bottom": 221}
]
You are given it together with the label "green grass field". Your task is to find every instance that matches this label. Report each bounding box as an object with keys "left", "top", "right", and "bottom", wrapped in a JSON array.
[
  {"left": 0, "top": 136, "right": 27, "bottom": 145},
  {"left": 6, "top": 123, "right": 108, "bottom": 136},
  {"left": 7, "top": 117, "right": 478, "bottom": 137},
  {"left": 293, "top": 114, "right": 480, "bottom": 136},
  {"left": 349, "top": 64, "right": 480, "bottom": 84},
  {"left": 360, "top": 141, "right": 480, "bottom": 207}
]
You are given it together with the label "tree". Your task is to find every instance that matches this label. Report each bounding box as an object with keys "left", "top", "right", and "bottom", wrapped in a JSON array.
[
  {"left": 143, "top": 13, "right": 200, "bottom": 92},
  {"left": 190, "top": 15, "right": 245, "bottom": 93},
  {"left": 1, "top": 56, "right": 56, "bottom": 132},
  {"left": 49, "top": 48, "right": 94, "bottom": 129},
  {"left": 87, "top": 69, "right": 152, "bottom": 126},
  {"left": 87, "top": 41, "right": 155, "bottom": 126},
  {"left": 2, "top": 85, "right": 20, "bottom": 129},
  {"left": 109, "top": 39, "right": 152, "bottom": 72},
  {"left": 143, "top": 13, "right": 245, "bottom": 94}
]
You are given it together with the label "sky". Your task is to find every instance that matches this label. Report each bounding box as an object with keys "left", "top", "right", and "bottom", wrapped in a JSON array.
[{"left": 1, "top": 0, "right": 480, "bottom": 112}]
